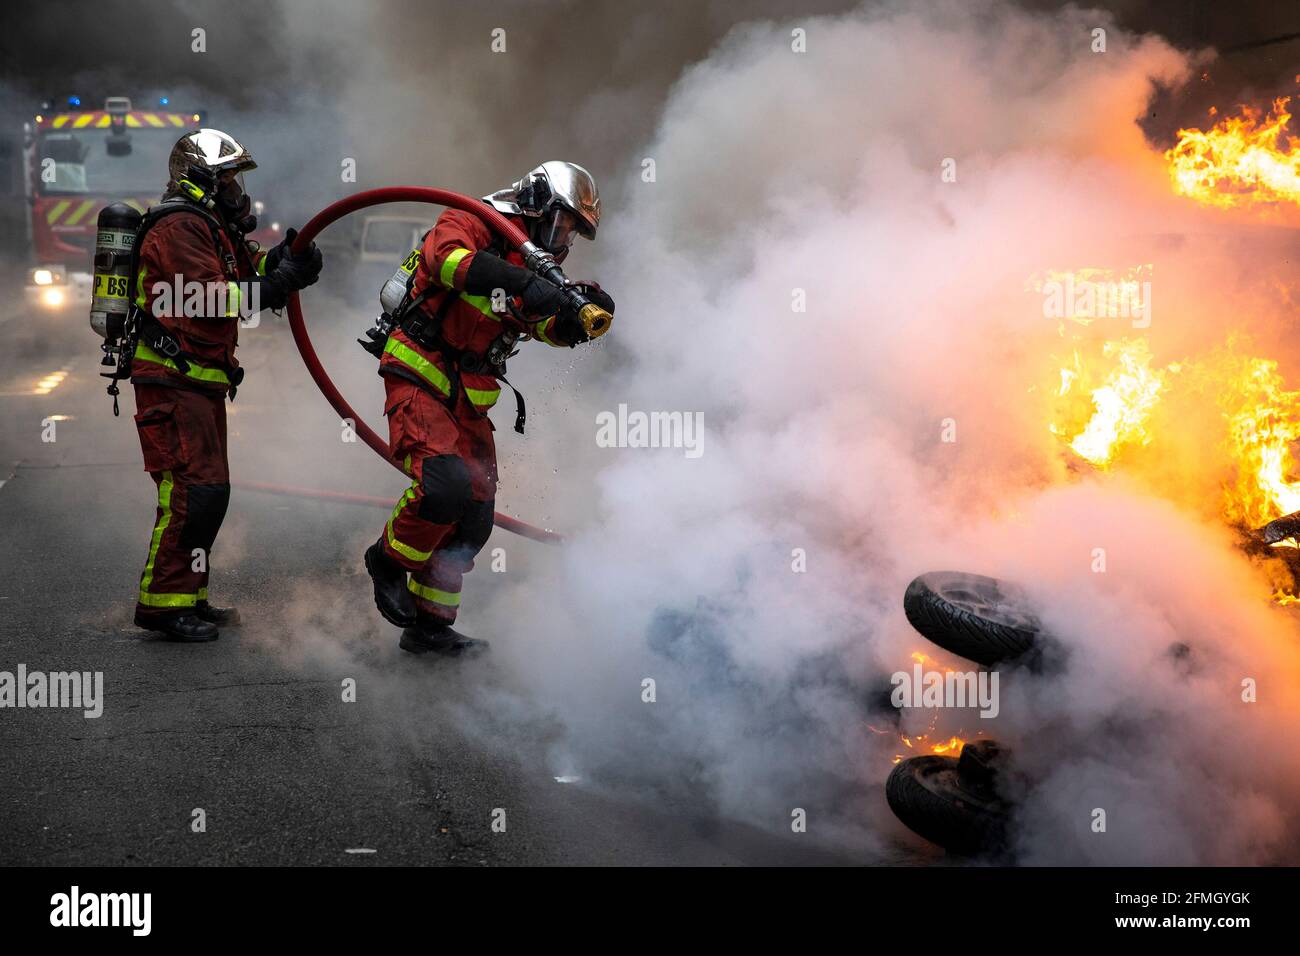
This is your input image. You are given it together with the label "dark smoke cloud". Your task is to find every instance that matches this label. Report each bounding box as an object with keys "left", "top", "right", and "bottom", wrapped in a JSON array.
[{"left": 5, "top": 0, "right": 1294, "bottom": 202}]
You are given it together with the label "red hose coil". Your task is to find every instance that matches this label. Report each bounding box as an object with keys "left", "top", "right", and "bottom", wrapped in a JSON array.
[{"left": 285, "top": 187, "right": 562, "bottom": 544}]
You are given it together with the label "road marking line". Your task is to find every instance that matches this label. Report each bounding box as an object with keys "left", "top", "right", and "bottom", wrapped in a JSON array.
[{"left": 344, "top": 848, "right": 377, "bottom": 854}]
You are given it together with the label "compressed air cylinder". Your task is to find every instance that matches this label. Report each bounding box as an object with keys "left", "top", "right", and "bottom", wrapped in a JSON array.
[
  {"left": 379, "top": 245, "right": 422, "bottom": 316},
  {"left": 90, "top": 202, "right": 141, "bottom": 340}
]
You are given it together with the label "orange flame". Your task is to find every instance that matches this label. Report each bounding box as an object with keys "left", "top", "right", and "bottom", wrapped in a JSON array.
[
  {"left": 1166, "top": 97, "right": 1300, "bottom": 210},
  {"left": 890, "top": 733, "right": 968, "bottom": 764},
  {"left": 1050, "top": 335, "right": 1168, "bottom": 468},
  {"left": 1047, "top": 334, "right": 1300, "bottom": 600},
  {"left": 1217, "top": 354, "right": 1300, "bottom": 531}
]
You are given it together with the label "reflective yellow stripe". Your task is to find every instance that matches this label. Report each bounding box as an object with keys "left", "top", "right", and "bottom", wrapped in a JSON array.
[
  {"left": 125, "top": 114, "right": 142, "bottom": 127},
  {"left": 465, "top": 384, "right": 501, "bottom": 408},
  {"left": 256, "top": 252, "right": 267, "bottom": 276},
  {"left": 386, "top": 524, "right": 432, "bottom": 563},
  {"left": 387, "top": 527, "right": 430, "bottom": 563},
  {"left": 139, "top": 471, "right": 173, "bottom": 595},
  {"left": 73, "top": 114, "right": 94, "bottom": 128},
  {"left": 439, "top": 247, "right": 471, "bottom": 287},
  {"left": 390, "top": 483, "right": 417, "bottom": 521},
  {"left": 139, "top": 591, "right": 200, "bottom": 608},
  {"left": 385, "top": 484, "right": 431, "bottom": 562},
  {"left": 64, "top": 199, "right": 96, "bottom": 226},
  {"left": 138, "top": 471, "right": 198, "bottom": 608},
  {"left": 407, "top": 579, "right": 461, "bottom": 607},
  {"left": 143, "top": 112, "right": 165, "bottom": 127},
  {"left": 532, "top": 315, "right": 564, "bottom": 347},
  {"left": 45, "top": 201, "right": 71, "bottom": 225},
  {"left": 135, "top": 265, "right": 148, "bottom": 307},
  {"left": 385, "top": 333, "right": 497, "bottom": 407},
  {"left": 51, "top": 116, "right": 69, "bottom": 128},
  {"left": 225, "top": 281, "right": 241, "bottom": 317},
  {"left": 382, "top": 337, "right": 451, "bottom": 396},
  {"left": 459, "top": 292, "right": 501, "bottom": 321},
  {"left": 96, "top": 115, "right": 112, "bottom": 128},
  {"left": 135, "top": 342, "right": 232, "bottom": 385}
]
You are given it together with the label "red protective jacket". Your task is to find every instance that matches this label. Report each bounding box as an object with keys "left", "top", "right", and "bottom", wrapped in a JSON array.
[
  {"left": 130, "top": 210, "right": 264, "bottom": 395},
  {"left": 377, "top": 207, "right": 571, "bottom": 417}
]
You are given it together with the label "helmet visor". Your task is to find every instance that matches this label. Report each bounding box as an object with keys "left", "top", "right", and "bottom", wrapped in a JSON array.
[
  {"left": 216, "top": 168, "right": 246, "bottom": 202},
  {"left": 537, "top": 206, "right": 580, "bottom": 255}
]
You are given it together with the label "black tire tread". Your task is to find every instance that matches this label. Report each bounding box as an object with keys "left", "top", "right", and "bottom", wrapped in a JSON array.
[
  {"left": 903, "top": 573, "right": 1037, "bottom": 666},
  {"left": 885, "top": 756, "right": 1005, "bottom": 855}
]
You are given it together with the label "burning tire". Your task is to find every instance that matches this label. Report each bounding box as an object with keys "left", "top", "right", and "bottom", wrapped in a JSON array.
[
  {"left": 903, "top": 571, "right": 1040, "bottom": 667},
  {"left": 886, "top": 740, "right": 1010, "bottom": 856}
]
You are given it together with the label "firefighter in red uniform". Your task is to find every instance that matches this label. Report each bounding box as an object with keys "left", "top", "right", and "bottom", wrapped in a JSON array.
[
  {"left": 364, "top": 162, "right": 614, "bottom": 656},
  {"left": 131, "top": 129, "right": 322, "bottom": 642}
]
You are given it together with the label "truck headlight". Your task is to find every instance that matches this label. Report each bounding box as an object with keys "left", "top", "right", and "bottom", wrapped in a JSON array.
[
  {"left": 33, "top": 269, "right": 54, "bottom": 286},
  {"left": 41, "top": 288, "right": 65, "bottom": 307}
]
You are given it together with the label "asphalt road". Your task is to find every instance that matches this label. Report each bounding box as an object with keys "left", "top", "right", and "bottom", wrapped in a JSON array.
[{"left": 0, "top": 286, "right": 898, "bottom": 867}]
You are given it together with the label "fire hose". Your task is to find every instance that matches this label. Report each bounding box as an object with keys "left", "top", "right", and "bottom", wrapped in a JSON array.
[{"left": 282, "top": 187, "right": 613, "bottom": 546}]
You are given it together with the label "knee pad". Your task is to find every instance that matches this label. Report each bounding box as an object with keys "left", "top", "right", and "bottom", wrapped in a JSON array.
[
  {"left": 457, "top": 498, "right": 497, "bottom": 554},
  {"left": 416, "top": 455, "right": 473, "bottom": 524},
  {"left": 180, "top": 482, "right": 231, "bottom": 552},
  {"left": 439, "top": 498, "right": 496, "bottom": 565}
]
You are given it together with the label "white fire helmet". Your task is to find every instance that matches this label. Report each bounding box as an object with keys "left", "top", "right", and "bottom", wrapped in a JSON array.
[
  {"left": 485, "top": 161, "right": 600, "bottom": 257},
  {"left": 167, "top": 128, "right": 257, "bottom": 194}
]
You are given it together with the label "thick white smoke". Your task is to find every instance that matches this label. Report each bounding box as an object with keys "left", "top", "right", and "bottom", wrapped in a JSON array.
[{"left": 465, "top": 0, "right": 1300, "bottom": 863}]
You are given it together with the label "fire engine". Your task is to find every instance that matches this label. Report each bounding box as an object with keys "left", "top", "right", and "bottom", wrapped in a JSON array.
[{"left": 21, "top": 96, "right": 276, "bottom": 312}]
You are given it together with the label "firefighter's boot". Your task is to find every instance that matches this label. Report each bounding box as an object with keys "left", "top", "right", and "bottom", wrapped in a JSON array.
[
  {"left": 134, "top": 611, "right": 219, "bottom": 643},
  {"left": 365, "top": 540, "right": 417, "bottom": 627},
  {"left": 197, "top": 601, "right": 241, "bottom": 627},
  {"left": 399, "top": 619, "right": 489, "bottom": 658}
]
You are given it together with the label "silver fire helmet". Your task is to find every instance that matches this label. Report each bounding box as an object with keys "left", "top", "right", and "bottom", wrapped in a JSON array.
[
  {"left": 485, "top": 161, "right": 601, "bottom": 255},
  {"left": 167, "top": 128, "right": 257, "bottom": 193}
]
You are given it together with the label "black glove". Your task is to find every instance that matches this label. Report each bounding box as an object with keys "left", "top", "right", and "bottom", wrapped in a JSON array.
[
  {"left": 554, "top": 311, "right": 587, "bottom": 346},
  {"left": 519, "top": 274, "right": 567, "bottom": 318},
  {"left": 269, "top": 234, "right": 323, "bottom": 293},
  {"left": 290, "top": 234, "right": 323, "bottom": 278},
  {"left": 569, "top": 280, "right": 614, "bottom": 315},
  {"left": 264, "top": 227, "right": 298, "bottom": 275}
]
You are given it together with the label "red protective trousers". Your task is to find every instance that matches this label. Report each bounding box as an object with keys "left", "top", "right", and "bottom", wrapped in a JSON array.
[
  {"left": 379, "top": 377, "right": 497, "bottom": 625},
  {"left": 132, "top": 383, "right": 230, "bottom": 620}
]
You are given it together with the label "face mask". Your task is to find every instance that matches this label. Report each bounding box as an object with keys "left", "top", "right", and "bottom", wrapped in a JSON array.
[
  {"left": 216, "top": 172, "right": 256, "bottom": 233},
  {"left": 535, "top": 206, "right": 578, "bottom": 259}
]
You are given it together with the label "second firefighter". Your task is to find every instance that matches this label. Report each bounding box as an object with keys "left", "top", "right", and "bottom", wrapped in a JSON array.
[{"left": 364, "top": 161, "right": 614, "bottom": 656}]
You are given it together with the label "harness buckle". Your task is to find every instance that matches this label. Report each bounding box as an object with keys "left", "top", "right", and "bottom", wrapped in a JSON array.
[{"left": 153, "top": 333, "right": 182, "bottom": 359}]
